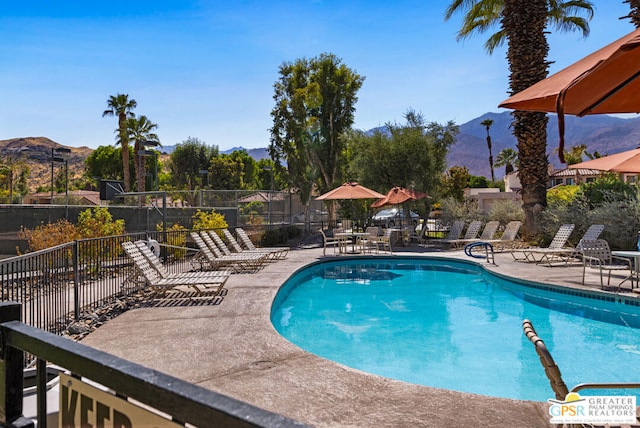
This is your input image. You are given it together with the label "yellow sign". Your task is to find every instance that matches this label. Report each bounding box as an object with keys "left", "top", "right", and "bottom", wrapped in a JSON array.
[{"left": 59, "top": 373, "right": 183, "bottom": 428}]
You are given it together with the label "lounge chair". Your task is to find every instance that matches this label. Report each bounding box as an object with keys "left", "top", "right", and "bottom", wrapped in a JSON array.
[
  {"left": 580, "top": 239, "right": 633, "bottom": 291},
  {"left": 523, "top": 319, "right": 640, "bottom": 402},
  {"left": 121, "top": 241, "right": 228, "bottom": 298},
  {"left": 511, "top": 223, "right": 575, "bottom": 265},
  {"left": 208, "top": 230, "right": 276, "bottom": 261},
  {"left": 423, "top": 220, "right": 465, "bottom": 247},
  {"left": 222, "top": 229, "right": 285, "bottom": 261},
  {"left": 477, "top": 221, "right": 523, "bottom": 252},
  {"left": 190, "top": 232, "right": 266, "bottom": 273},
  {"left": 235, "top": 228, "right": 289, "bottom": 260},
  {"left": 437, "top": 220, "right": 483, "bottom": 249},
  {"left": 575, "top": 224, "right": 605, "bottom": 250},
  {"left": 133, "top": 240, "right": 231, "bottom": 281}
]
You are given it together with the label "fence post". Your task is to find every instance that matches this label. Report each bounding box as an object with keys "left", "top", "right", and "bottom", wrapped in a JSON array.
[
  {"left": 73, "top": 241, "right": 80, "bottom": 321},
  {"left": 0, "top": 302, "right": 33, "bottom": 428}
]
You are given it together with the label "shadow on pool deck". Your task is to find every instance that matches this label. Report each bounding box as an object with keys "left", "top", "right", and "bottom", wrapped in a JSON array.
[{"left": 80, "top": 245, "right": 640, "bottom": 428}]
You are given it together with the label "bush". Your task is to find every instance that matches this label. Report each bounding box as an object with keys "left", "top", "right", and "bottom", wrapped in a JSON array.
[
  {"left": 547, "top": 185, "right": 580, "bottom": 206},
  {"left": 18, "top": 220, "right": 79, "bottom": 252},
  {"left": 487, "top": 198, "right": 523, "bottom": 225},
  {"left": 580, "top": 175, "right": 635, "bottom": 207},
  {"left": 158, "top": 223, "right": 187, "bottom": 259},
  {"left": 192, "top": 209, "right": 228, "bottom": 230},
  {"left": 438, "top": 197, "right": 485, "bottom": 226},
  {"left": 260, "top": 226, "right": 301, "bottom": 247},
  {"left": 77, "top": 207, "right": 125, "bottom": 238}
]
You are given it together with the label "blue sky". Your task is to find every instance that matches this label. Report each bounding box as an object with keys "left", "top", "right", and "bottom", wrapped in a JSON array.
[{"left": 0, "top": 1, "right": 635, "bottom": 151}]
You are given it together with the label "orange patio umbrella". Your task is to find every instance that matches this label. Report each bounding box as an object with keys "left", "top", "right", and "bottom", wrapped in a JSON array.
[
  {"left": 371, "top": 186, "right": 429, "bottom": 208},
  {"left": 316, "top": 182, "right": 385, "bottom": 200},
  {"left": 499, "top": 28, "right": 640, "bottom": 162},
  {"left": 568, "top": 147, "right": 640, "bottom": 174}
]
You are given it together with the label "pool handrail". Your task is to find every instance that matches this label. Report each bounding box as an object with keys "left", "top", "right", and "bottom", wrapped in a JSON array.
[{"left": 523, "top": 319, "right": 640, "bottom": 401}]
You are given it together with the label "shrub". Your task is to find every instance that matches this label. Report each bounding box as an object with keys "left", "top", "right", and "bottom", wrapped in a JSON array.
[
  {"left": 192, "top": 209, "right": 228, "bottom": 231},
  {"left": 547, "top": 185, "right": 580, "bottom": 206},
  {"left": 260, "top": 226, "right": 301, "bottom": 247},
  {"left": 18, "top": 220, "right": 79, "bottom": 252},
  {"left": 438, "top": 197, "right": 485, "bottom": 226},
  {"left": 158, "top": 222, "right": 187, "bottom": 259},
  {"left": 580, "top": 174, "right": 635, "bottom": 207},
  {"left": 77, "top": 207, "right": 125, "bottom": 238},
  {"left": 487, "top": 198, "right": 523, "bottom": 225}
]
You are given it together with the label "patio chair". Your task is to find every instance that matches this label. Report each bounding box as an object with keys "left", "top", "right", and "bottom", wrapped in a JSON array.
[
  {"left": 511, "top": 223, "right": 575, "bottom": 265},
  {"left": 580, "top": 239, "right": 634, "bottom": 291},
  {"left": 121, "top": 241, "right": 228, "bottom": 298},
  {"left": 370, "top": 228, "right": 393, "bottom": 253},
  {"left": 190, "top": 232, "right": 266, "bottom": 273},
  {"left": 523, "top": 319, "right": 640, "bottom": 402},
  {"left": 575, "top": 224, "right": 605, "bottom": 250},
  {"left": 423, "top": 220, "right": 465, "bottom": 247},
  {"left": 359, "top": 227, "right": 381, "bottom": 254},
  {"left": 235, "top": 228, "right": 289, "bottom": 260}
]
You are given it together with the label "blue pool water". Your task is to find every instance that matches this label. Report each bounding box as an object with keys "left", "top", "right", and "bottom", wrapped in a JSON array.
[{"left": 270, "top": 257, "right": 640, "bottom": 401}]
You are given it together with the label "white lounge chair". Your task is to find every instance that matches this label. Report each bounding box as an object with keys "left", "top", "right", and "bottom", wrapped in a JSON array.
[
  {"left": 511, "top": 224, "right": 575, "bottom": 265},
  {"left": 122, "top": 241, "right": 228, "bottom": 298},
  {"left": 235, "top": 228, "right": 289, "bottom": 260}
]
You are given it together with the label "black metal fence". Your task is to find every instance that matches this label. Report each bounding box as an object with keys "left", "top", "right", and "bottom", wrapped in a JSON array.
[
  {"left": 0, "top": 302, "right": 309, "bottom": 428},
  {"left": 0, "top": 230, "right": 200, "bottom": 342}
]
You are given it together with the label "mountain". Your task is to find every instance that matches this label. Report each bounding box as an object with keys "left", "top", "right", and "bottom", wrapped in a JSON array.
[
  {"left": 3, "top": 113, "right": 640, "bottom": 191},
  {"left": 451, "top": 112, "right": 640, "bottom": 178}
]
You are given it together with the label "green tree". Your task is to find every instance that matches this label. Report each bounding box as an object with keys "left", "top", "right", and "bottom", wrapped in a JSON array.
[
  {"left": 209, "top": 154, "right": 244, "bottom": 190},
  {"left": 0, "top": 156, "right": 29, "bottom": 204},
  {"left": 85, "top": 145, "right": 135, "bottom": 189},
  {"left": 169, "top": 137, "right": 218, "bottom": 190},
  {"left": 348, "top": 110, "right": 458, "bottom": 199},
  {"left": 227, "top": 149, "right": 257, "bottom": 189},
  {"left": 125, "top": 115, "right": 160, "bottom": 193},
  {"left": 445, "top": 0, "right": 593, "bottom": 238},
  {"left": 102, "top": 94, "right": 137, "bottom": 192},
  {"left": 441, "top": 166, "right": 471, "bottom": 201},
  {"left": 270, "top": 53, "right": 365, "bottom": 223},
  {"left": 494, "top": 147, "right": 518, "bottom": 175}
]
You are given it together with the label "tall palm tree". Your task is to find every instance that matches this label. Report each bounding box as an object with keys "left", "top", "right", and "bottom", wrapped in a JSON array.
[
  {"left": 480, "top": 118, "right": 495, "bottom": 181},
  {"left": 445, "top": 0, "right": 593, "bottom": 238},
  {"left": 125, "top": 115, "right": 160, "bottom": 193},
  {"left": 102, "top": 94, "right": 137, "bottom": 192},
  {"left": 623, "top": 0, "right": 640, "bottom": 27}
]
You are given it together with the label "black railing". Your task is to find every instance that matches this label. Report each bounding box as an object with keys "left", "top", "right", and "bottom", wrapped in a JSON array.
[
  {"left": 0, "top": 231, "right": 199, "bottom": 343},
  {"left": 0, "top": 302, "right": 309, "bottom": 428}
]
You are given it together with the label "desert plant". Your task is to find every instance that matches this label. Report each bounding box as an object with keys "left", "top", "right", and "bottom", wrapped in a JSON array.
[
  {"left": 438, "top": 197, "right": 485, "bottom": 226},
  {"left": 487, "top": 198, "right": 523, "bottom": 225}
]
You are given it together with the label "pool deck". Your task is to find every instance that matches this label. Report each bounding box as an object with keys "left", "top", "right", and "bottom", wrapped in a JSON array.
[{"left": 81, "top": 245, "right": 640, "bottom": 428}]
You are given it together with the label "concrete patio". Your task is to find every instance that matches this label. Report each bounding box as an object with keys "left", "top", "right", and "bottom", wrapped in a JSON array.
[{"left": 80, "top": 245, "right": 640, "bottom": 427}]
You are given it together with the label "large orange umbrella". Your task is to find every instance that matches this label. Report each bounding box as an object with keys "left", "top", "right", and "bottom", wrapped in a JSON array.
[
  {"left": 568, "top": 148, "right": 640, "bottom": 173},
  {"left": 499, "top": 28, "right": 640, "bottom": 162},
  {"left": 316, "top": 182, "right": 385, "bottom": 200},
  {"left": 371, "top": 186, "right": 429, "bottom": 208}
]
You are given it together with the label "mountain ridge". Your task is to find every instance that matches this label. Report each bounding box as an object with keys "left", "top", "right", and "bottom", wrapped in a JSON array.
[{"left": 3, "top": 112, "right": 639, "bottom": 191}]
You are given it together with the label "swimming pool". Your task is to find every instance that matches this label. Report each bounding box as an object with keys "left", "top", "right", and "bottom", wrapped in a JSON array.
[{"left": 270, "top": 257, "right": 640, "bottom": 401}]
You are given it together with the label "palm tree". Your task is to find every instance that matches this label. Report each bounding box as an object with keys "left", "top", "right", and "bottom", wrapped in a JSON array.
[
  {"left": 494, "top": 148, "right": 518, "bottom": 175},
  {"left": 445, "top": 0, "right": 593, "bottom": 238},
  {"left": 480, "top": 118, "right": 495, "bottom": 181},
  {"left": 125, "top": 115, "right": 160, "bottom": 193},
  {"left": 623, "top": 0, "right": 640, "bottom": 27},
  {"left": 102, "top": 94, "right": 137, "bottom": 192}
]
